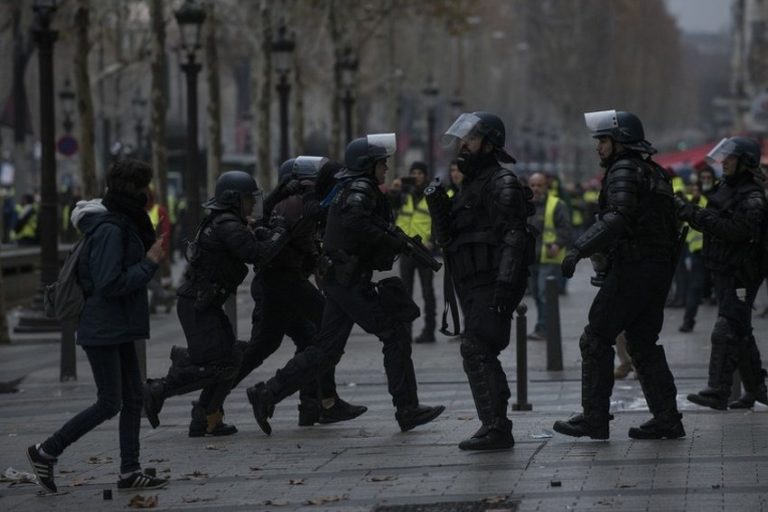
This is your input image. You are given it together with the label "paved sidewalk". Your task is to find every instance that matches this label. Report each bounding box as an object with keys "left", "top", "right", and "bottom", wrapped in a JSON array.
[{"left": 1, "top": 264, "right": 767, "bottom": 511}]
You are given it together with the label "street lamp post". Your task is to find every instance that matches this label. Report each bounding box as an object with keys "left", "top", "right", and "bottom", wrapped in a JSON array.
[
  {"left": 175, "top": 0, "right": 205, "bottom": 236},
  {"left": 131, "top": 90, "right": 147, "bottom": 158},
  {"left": 422, "top": 76, "right": 439, "bottom": 173},
  {"left": 58, "top": 77, "right": 75, "bottom": 133},
  {"left": 271, "top": 21, "right": 295, "bottom": 165},
  {"left": 15, "top": 0, "right": 60, "bottom": 335},
  {"left": 339, "top": 46, "right": 358, "bottom": 144}
]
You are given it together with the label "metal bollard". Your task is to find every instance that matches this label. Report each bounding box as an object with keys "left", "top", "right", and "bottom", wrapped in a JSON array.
[
  {"left": 225, "top": 295, "right": 237, "bottom": 339},
  {"left": 513, "top": 303, "right": 532, "bottom": 411},
  {"left": 730, "top": 370, "right": 742, "bottom": 402},
  {"left": 60, "top": 319, "right": 77, "bottom": 381},
  {"left": 545, "top": 276, "right": 563, "bottom": 371}
]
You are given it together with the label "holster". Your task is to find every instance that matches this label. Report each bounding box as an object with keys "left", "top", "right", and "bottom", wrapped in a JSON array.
[{"left": 377, "top": 276, "right": 420, "bottom": 323}]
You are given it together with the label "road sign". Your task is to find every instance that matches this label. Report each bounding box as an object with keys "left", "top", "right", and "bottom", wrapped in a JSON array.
[{"left": 57, "top": 134, "right": 79, "bottom": 157}]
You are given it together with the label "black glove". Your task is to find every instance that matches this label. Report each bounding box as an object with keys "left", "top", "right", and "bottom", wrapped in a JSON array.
[
  {"left": 561, "top": 248, "right": 580, "bottom": 279},
  {"left": 269, "top": 212, "right": 288, "bottom": 233},
  {"left": 492, "top": 282, "right": 516, "bottom": 315},
  {"left": 675, "top": 197, "right": 697, "bottom": 223}
]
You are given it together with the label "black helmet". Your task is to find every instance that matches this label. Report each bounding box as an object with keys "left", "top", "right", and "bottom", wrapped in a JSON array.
[
  {"left": 584, "top": 109, "right": 656, "bottom": 154},
  {"left": 707, "top": 136, "right": 761, "bottom": 168},
  {"left": 277, "top": 158, "right": 297, "bottom": 185},
  {"left": 340, "top": 133, "right": 397, "bottom": 176},
  {"left": 442, "top": 112, "right": 516, "bottom": 163},
  {"left": 204, "top": 170, "right": 261, "bottom": 211}
]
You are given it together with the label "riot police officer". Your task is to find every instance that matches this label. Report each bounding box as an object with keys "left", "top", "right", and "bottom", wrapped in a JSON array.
[
  {"left": 427, "top": 112, "right": 534, "bottom": 450},
  {"left": 143, "top": 171, "right": 289, "bottom": 437},
  {"left": 554, "top": 110, "right": 685, "bottom": 440},
  {"left": 678, "top": 137, "right": 768, "bottom": 410},
  {"left": 246, "top": 134, "right": 445, "bottom": 435},
  {"left": 234, "top": 156, "right": 367, "bottom": 426}
]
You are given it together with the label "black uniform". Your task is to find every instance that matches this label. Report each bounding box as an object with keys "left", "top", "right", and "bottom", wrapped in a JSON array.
[
  {"left": 556, "top": 151, "right": 682, "bottom": 438},
  {"left": 442, "top": 161, "right": 533, "bottom": 446},
  {"left": 684, "top": 172, "right": 767, "bottom": 408},
  {"left": 145, "top": 209, "right": 286, "bottom": 435},
  {"left": 232, "top": 186, "right": 341, "bottom": 422},
  {"left": 247, "top": 173, "right": 444, "bottom": 434}
]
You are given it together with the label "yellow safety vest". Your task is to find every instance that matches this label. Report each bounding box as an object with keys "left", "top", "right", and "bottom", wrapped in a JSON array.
[
  {"left": 167, "top": 195, "right": 178, "bottom": 224},
  {"left": 540, "top": 194, "right": 566, "bottom": 264},
  {"left": 685, "top": 194, "right": 707, "bottom": 253},
  {"left": 148, "top": 204, "right": 161, "bottom": 229},
  {"left": 672, "top": 176, "right": 685, "bottom": 195},
  {"left": 12, "top": 204, "right": 38, "bottom": 241},
  {"left": 584, "top": 190, "right": 599, "bottom": 204},
  {"left": 396, "top": 193, "right": 432, "bottom": 242}
]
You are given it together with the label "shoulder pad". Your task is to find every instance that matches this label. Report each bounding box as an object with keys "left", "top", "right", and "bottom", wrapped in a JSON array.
[
  {"left": 211, "top": 211, "right": 244, "bottom": 227},
  {"left": 609, "top": 159, "right": 641, "bottom": 174},
  {"left": 348, "top": 177, "right": 377, "bottom": 196},
  {"left": 344, "top": 178, "right": 377, "bottom": 210}
]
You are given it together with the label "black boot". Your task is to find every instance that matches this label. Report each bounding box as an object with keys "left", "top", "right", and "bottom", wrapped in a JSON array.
[
  {"left": 730, "top": 339, "right": 768, "bottom": 409},
  {"left": 458, "top": 418, "right": 514, "bottom": 450},
  {"left": 679, "top": 318, "right": 694, "bottom": 333},
  {"left": 414, "top": 331, "right": 436, "bottom": 344},
  {"left": 395, "top": 404, "right": 445, "bottom": 432},
  {"left": 142, "top": 379, "right": 165, "bottom": 429},
  {"left": 553, "top": 413, "right": 611, "bottom": 440},
  {"left": 632, "top": 344, "right": 685, "bottom": 439},
  {"left": 554, "top": 330, "right": 614, "bottom": 440},
  {"left": 628, "top": 412, "right": 685, "bottom": 439},
  {"left": 688, "top": 319, "right": 737, "bottom": 411},
  {"left": 298, "top": 399, "right": 321, "bottom": 427},
  {"left": 319, "top": 398, "right": 368, "bottom": 424},
  {"left": 189, "top": 402, "right": 237, "bottom": 437},
  {"left": 246, "top": 383, "right": 275, "bottom": 435}
]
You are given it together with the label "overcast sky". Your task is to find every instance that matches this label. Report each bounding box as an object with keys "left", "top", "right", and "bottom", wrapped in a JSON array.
[{"left": 664, "top": 0, "right": 731, "bottom": 34}]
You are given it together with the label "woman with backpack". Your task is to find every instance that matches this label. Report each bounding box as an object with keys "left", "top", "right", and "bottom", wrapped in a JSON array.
[{"left": 27, "top": 159, "right": 168, "bottom": 494}]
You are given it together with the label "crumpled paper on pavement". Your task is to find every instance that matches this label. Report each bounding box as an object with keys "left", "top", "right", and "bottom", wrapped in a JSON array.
[
  {"left": 129, "top": 494, "right": 158, "bottom": 508},
  {"left": 1, "top": 467, "right": 37, "bottom": 485}
]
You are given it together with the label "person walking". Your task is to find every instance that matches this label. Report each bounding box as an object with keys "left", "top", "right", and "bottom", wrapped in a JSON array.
[
  {"left": 554, "top": 110, "right": 685, "bottom": 440},
  {"left": 26, "top": 159, "right": 168, "bottom": 494}
]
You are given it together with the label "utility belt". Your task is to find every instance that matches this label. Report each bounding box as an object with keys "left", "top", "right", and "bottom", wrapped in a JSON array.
[{"left": 319, "top": 250, "right": 372, "bottom": 287}]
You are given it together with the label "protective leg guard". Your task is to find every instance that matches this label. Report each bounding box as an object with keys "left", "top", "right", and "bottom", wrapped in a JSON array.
[
  {"left": 553, "top": 328, "right": 614, "bottom": 439},
  {"left": 730, "top": 337, "right": 768, "bottom": 409},
  {"left": 688, "top": 318, "right": 738, "bottom": 410},
  {"left": 629, "top": 343, "right": 682, "bottom": 433}
]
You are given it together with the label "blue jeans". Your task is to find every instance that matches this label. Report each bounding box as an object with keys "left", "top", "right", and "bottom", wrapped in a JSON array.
[
  {"left": 529, "top": 263, "right": 561, "bottom": 334},
  {"left": 42, "top": 342, "right": 143, "bottom": 474}
]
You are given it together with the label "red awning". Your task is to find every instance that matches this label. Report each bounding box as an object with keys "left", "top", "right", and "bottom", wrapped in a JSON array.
[{"left": 653, "top": 143, "right": 716, "bottom": 170}]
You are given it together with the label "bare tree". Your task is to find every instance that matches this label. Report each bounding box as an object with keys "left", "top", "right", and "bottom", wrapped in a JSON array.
[
  {"left": 255, "top": 0, "right": 273, "bottom": 191},
  {"left": 74, "top": 0, "right": 97, "bottom": 198},
  {"left": 149, "top": 0, "right": 168, "bottom": 207},
  {"left": 204, "top": 1, "right": 222, "bottom": 196}
]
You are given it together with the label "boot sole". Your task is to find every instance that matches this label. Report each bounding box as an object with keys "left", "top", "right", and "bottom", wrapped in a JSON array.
[
  {"left": 686, "top": 394, "right": 727, "bottom": 411},
  {"left": 318, "top": 406, "right": 368, "bottom": 424},
  {"left": 458, "top": 440, "right": 514, "bottom": 451},
  {"left": 552, "top": 421, "right": 609, "bottom": 440},
  {"left": 398, "top": 406, "right": 445, "bottom": 432},
  {"left": 247, "top": 387, "right": 272, "bottom": 436},
  {"left": 628, "top": 428, "right": 686, "bottom": 440}
]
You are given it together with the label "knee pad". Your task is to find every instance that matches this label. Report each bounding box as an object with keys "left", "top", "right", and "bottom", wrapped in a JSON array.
[
  {"left": 578, "top": 328, "right": 611, "bottom": 358},
  {"left": 626, "top": 341, "right": 664, "bottom": 368},
  {"left": 712, "top": 317, "right": 738, "bottom": 347},
  {"left": 460, "top": 336, "right": 490, "bottom": 363}
]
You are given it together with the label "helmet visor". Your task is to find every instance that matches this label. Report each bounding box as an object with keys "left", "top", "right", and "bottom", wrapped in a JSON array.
[
  {"left": 584, "top": 110, "right": 618, "bottom": 134},
  {"left": 366, "top": 133, "right": 397, "bottom": 159},
  {"left": 293, "top": 156, "right": 328, "bottom": 179},
  {"left": 441, "top": 113, "right": 483, "bottom": 146},
  {"left": 706, "top": 138, "right": 739, "bottom": 164}
]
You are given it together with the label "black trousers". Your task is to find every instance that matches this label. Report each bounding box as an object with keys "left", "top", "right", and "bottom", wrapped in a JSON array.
[
  {"left": 399, "top": 254, "right": 436, "bottom": 334},
  {"left": 235, "top": 271, "right": 336, "bottom": 402},
  {"left": 580, "top": 257, "right": 678, "bottom": 419},
  {"left": 176, "top": 296, "right": 238, "bottom": 414},
  {"left": 265, "top": 277, "right": 419, "bottom": 409}
]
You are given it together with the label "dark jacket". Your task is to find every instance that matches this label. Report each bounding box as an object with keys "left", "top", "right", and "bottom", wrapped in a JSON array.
[{"left": 74, "top": 202, "right": 158, "bottom": 346}]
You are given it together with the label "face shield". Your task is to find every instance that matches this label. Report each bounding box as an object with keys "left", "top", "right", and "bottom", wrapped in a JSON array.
[
  {"left": 292, "top": 156, "right": 328, "bottom": 180},
  {"left": 366, "top": 133, "right": 397, "bottom": 161},
  {"left": 584, "top": 110, "right": 618, "bottom": 136},
  {"left": 706, "top": 138, "right": 739, "bottom": 165},
  {"left": 441, "top": 113, "right": 483, "bottom": 146},
  {"left": 250, "top": 190, "right": 264, "bottom": 220}
]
